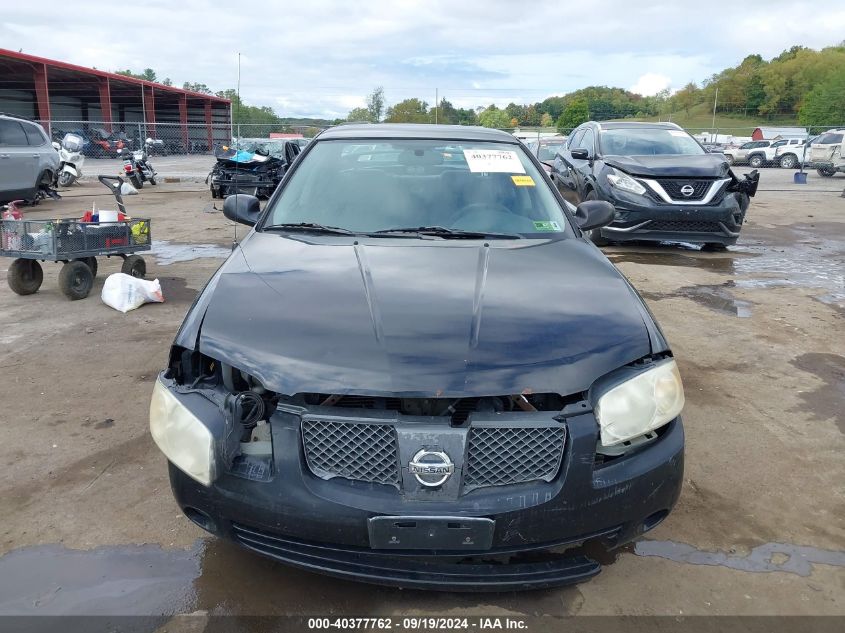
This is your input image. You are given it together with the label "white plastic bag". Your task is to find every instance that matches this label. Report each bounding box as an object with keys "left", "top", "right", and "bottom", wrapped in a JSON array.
[
  {"left": 120, "top": 181, "right": 138, "bottom": 196},
  {"left": 101, "top": 273, "right": 164, "bottom": 313}
]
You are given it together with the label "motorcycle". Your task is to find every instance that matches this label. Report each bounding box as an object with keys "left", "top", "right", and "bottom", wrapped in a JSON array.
[
  {"left": 51, "top": 133, "right": 86, "bottom": 187},
  {"left": 118, "top": 147, "right": 157, "bottom": 189}
]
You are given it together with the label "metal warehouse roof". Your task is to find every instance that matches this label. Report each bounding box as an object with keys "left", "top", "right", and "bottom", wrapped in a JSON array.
[{"left": 753, "top": 126, "right": 808, "bottom": 139}]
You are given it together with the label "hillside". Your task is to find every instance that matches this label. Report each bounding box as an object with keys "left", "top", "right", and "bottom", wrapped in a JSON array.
[{"left": 617, "top": 102, "right": 800, "bottom": 136}]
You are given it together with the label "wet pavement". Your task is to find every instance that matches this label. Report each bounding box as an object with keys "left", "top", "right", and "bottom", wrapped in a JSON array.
[{"left": 150, "top": 240, "right": 232, "bottom": 266}]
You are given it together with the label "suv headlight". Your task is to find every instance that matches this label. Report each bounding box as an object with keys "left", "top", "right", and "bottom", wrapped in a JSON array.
[
  {"left": 595, "top": 359, "right": 684, "bottom": 446},
  {"left": 150, "top": 378, "right": 216, "bottom": 485},
  {"left": 606, "top": 169, "right": 646, "bottom": 195}
]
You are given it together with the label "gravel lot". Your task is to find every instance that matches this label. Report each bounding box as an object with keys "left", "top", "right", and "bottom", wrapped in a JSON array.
[{"left": 0, "top": 164, "right": 842, "bottom": 624}]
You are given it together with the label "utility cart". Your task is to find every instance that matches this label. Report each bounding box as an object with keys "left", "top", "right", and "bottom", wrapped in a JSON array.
[{"left": 0, "top": 175, "right": 152, "bottom": 300}]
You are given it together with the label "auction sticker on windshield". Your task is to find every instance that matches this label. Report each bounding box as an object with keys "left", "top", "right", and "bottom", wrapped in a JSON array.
[
  {"left": 463, "top": 149, "right": 525, "bottom": 173},
  {"left": 511, "top": 175, "right": 535, "bottom": 186},
  {"left": 533, "top": 220, "right": 561, "bottom": 231}
]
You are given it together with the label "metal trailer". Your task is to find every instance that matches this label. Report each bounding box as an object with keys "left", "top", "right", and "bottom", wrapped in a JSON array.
[{"left": 0, "top": 176, "right": 152, "bottom": 300}]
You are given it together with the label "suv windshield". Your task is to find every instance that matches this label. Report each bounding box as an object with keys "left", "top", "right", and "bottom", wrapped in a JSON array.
[
  {"left": 536, "top": 142, "right": 567, "bottom": 161},
  {"left": 600, "top": 128, "right": 705, "bottom": 156},
  {"left": 814, "top": 132, "right": 844, "bottom": 145},
  {"left": 264, "top": 139, "right": 569, "bottom": 237}
]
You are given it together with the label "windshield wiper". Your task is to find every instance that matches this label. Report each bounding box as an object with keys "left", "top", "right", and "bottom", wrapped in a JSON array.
[
  {"left": 262, "top": 222, "right": 359, "bottom": 236},
  {"left": 371, "top": 226, "right": 522, "bottom": 239}
]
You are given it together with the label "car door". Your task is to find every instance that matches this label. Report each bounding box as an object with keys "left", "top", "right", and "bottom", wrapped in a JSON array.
[
  {"left": 0, "top": 119, "right": 37, "bottom": 195},
  {"left": 572, "top": 128, "right": 596, "bottom": 200},
  {"left": 552, "top": 128, "right": 585, "bottom": 204}
]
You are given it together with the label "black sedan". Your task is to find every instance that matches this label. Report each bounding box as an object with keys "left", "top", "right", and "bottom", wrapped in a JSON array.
[
  {"left": 151, "top": 124, "right": 686, "bottom": 591},
  {"left": 549, "top": 121, "right": 758, "bottom": 248}
]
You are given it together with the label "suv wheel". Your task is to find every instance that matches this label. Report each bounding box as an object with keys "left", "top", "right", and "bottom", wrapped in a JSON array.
[
  {"left": 748, "top": 154, "right": 764, "bottom": 168},
  {"left": 779, "top": 154, "right": 797, "bottom": 169},
  {"left": 817, "top": 167, "right": 836, "bottom": 177},
  {"left": 725, "top": 154, "right": 735, "bottom": 165}
]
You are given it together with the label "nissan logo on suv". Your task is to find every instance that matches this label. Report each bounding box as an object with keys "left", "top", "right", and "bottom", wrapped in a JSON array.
[{"left": 680, "top": 184, "right": 695, "bottom": 197}]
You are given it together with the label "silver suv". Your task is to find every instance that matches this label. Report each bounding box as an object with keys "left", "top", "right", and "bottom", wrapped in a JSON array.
[{"left": 0, "top": 114, "right": 59, "bottom": 204}]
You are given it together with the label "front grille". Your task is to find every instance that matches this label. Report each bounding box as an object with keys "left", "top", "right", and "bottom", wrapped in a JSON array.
[
  {"left": 464, "top": 426, "right": 565, "bottom": 491},
  {"left": 302, "top": 419, "right": 400, "bottom": 487},
  {"left": 655, "top": 179, "right": 712, "bottom": 201},
  {"left": 647, "top": 220, "right": 723, "bottom": 233}
]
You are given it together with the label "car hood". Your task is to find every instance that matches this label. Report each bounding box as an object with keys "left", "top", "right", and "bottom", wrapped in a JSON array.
[
  {"left": 604, "top": 154, "right": 730, "bottom": 178},
  {"left": 189, "top": 233, "right": 655, "bottom": 398}
]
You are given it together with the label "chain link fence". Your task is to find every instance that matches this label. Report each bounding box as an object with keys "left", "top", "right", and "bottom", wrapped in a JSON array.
[{"left": 39, "top": 120, "right": 328, "bottom": 158}]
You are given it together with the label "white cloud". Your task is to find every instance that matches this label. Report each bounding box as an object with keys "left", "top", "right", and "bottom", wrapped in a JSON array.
[{"left": 629, "top": 73, "right": 672, "bottom": 96}]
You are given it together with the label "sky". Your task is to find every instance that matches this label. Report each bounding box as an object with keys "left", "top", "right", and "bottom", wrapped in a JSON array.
[{"left": 2, "top": 1, "right": 844, "bottom": 119}]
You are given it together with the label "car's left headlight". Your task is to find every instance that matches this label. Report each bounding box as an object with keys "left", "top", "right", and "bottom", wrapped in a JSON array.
[
  {"left": 595, "top": 359, "right": 685, "bottom": 447},
  {"left": 150, "top": 378, "right": 216, "bottom": 486}
]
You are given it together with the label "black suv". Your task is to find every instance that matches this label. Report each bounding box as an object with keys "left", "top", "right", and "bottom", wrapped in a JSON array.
[{"left": 549, "top": 121, "right": 758, "bottom": 248}]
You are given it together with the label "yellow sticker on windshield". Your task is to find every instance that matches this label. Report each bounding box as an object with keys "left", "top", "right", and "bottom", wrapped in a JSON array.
[{"left": 511, "top": 175, "right": 535, "bottom": 187}]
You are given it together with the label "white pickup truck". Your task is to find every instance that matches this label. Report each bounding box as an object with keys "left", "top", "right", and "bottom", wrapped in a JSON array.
[
  {"left": 808, "top": 129, "right": 845, "bottom": 177},
  {"left": 723, "top": 140, "right": 772, "bottom": 165},
  {"left": 746, "top": 138, "right": 805, "bottom": 168}
]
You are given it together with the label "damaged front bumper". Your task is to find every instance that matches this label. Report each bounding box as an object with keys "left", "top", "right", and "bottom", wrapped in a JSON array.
[{"left": 157, "top": 373, "right": 684, "bottom": 591}]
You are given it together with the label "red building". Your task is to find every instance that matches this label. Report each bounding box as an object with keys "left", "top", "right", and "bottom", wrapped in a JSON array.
[{"left": 0, "top": 48, "right": 231, "bottom": 149}]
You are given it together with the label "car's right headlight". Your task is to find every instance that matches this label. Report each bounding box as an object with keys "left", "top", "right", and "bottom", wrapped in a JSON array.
[
  {"left": 150, "top": 377, "right": 216, "bottom": 486},
  {"left": 606, "top": 169, "right": 647, "bottom": 195},
  {"left": 595, "top": 359, "right": 685, "bottom": 447}
]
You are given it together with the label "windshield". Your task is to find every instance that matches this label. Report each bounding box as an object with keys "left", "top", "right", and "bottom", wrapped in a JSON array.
[
  {"left": 264, "top": 139, "right": 569, "bottom": 237},
  {"left": 813, "top": 132, "right": 843, "bottom": 145},
  {"left": 537, "top": 143, "right": 567, "bottom": 161},
  {"left": 600, "top": 128, "right": 705, "bottom": 156}
]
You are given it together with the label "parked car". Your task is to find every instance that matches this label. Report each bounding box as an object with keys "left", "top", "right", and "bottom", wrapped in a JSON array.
[
  {"left": 549, "top": 121, "right": 759, "bottom": 248},
  {"left": 0, "top": 113, "right": 60, "bottom": 204},
  {"left": 774, "top": 139, "right": 809, "bottom": 169},
  {"left": 746, "top": 138, "right": 804, "bottom": 168},
  {"left": 152, "top": 123, "right": 687, "bottom": 591},
  {"left": 207, "top": 139, "right": 301, "bottom": 198},
  {"left": 525, "top": 135, "right": 568, "bottom": 173},
  {"left": 808, "top": 130, "right": 844, "bottom": 177},
  {"left": 722, "top": 140, "right": 772, "bottom": 165}
]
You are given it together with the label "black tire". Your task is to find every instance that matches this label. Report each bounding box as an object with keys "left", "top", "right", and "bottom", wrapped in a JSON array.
[
  {"left": 725, "top": 154, "right": 735, "bottom": 165},
  {"left": 748, "top": 154, "right": 764, "bottom": 169},
  {"left": 57, "top": 171, "right": 75, "bottom": 187},
  {"left": 779, "top": 154, "right": 797, "bottom": 169},
  {"left": 73, "top": 256, "right": 98, "bottom": 278},
  {"left": 130, "top": 174, "right": 143, "bottom": 189},
  {"left": 121, "top": 255, "right": 146, "bottom": 278},
  {"left": 58, "top": 260, "right": 94, "bottom": 300},
  {"left": 817, "top": 167, "right": 836, "bottom": 178},
  {"left": 584, "top": 190, "right": 610, "bottom": 246},
  {"left": 149, "top": 175, "right": 157, "bottom": 186},
  {"left": 702, "top": 242, "right": 728, "bottom": 252},
  {"left": 7, "top": 259, "right": 43, "bottom": 295}
]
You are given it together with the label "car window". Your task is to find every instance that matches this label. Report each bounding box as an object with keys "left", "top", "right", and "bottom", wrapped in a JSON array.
[
  {"left": 813, "top": 132, "right": 844, "bottom": 145},
  {"left": 599, "top": 128, "right": 704, "bottom": 155},
  {"left": 771, "top": 140, "right": 787, "bottom": 147},
  {"left": 265, "top": 139, "right": 571, "bottom": 237},
  {"left": 0, "top": 119, "right": 29, "bottom": 146},
  {"left": 22, "top": 123, "right": 46, "bottom": 146},
  {"left": 580, "top": 130, "right": 595, "bottom": 156},
  {"left": 537, "top": 143, "right": 566, "bottom": 161},
  {"left": 740, "top": 142, "right": 753, "bottom": 149},
  {"left": 568, "top": 129, "right": 585, "bottom": 150}
]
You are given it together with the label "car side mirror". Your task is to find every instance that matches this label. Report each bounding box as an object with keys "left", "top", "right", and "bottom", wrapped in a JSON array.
[
  {"left": 574, "top": 200, "right": 615, "bottom": 231},
  {"left": 52, "top": 141, "right": 60, "bottom": 151},
  {"left": 223, "top": 194, "right": 261, "bottom": 226},
  {"left": 571, "top": 148, "right": 590, "bottom": 160}
]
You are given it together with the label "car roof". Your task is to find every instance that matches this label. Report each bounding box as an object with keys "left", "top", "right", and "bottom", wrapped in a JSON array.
[
  {"left": 319, "top": 123, "right": 520, "bottom": 143},
  {"left": 592, "top": 121, "right": 683, "bottom": 131}
]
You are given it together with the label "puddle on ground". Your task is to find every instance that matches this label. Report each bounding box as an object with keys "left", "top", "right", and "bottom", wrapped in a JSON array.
[
  {"left": 641, "top": 283, "right": 753, "bottom": 318},
  {"left": 634, "top": 540, "right": 845, "bottom": 576},
  {"left": 790, "top": 353, "right": 845, "bottom": 434},
  {"left": 0, "top": 538, "right": 582, "bottom": 617},
  {"left": 607, "top": 251, "right": 737, "bottom": 273},
  {"left": 150, "top": 240, "right": 232, "bottom": 266}
]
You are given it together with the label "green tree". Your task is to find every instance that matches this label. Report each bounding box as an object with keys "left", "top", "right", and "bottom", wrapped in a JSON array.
[
  {"left": 183, "top": 82, "right": 212, "bottom": 94},
  {"left": 540, "top": 112, "right": 553, "bottom": 127},
  {"left": 556, "top": 99, "right": 589, "bottom": 132},
  {"left": 161, "top": 78, "right": 173, "bottom": 87},
  {"left": 799, "top": 65, "right": 845, "bottom": 129},
  {"left": 385, "top": 98, "right": 430, "bottom": 123},
  {"left": 478, "top": 105, "right": 510, "bottom": 128},
  {"left": 366, "top": 87, "right": 385, "bottom": 122},
  {"left": 346, "top": 107, "right": 371, "bottom": 122},
  {"left": 672, "top": 82, "right": 699, "bottom": 115}
]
